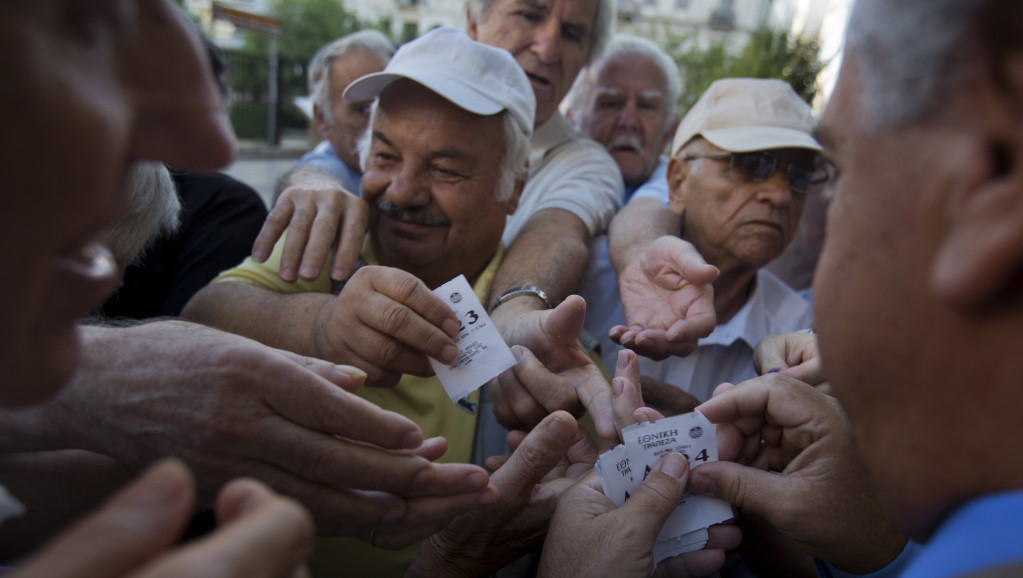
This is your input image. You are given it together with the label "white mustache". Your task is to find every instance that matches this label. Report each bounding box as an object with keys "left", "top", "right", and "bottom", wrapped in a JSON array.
[{"left": 608, "top": 135, "right": 645, "bottom": 156}]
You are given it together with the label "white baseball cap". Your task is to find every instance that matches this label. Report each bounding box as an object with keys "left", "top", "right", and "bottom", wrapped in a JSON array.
[
  {"left": 344, "top": 26, "right": 535, "bottom": 141},
  {"left": 671, "top": 78, "right": 821, "bottom": 156}
]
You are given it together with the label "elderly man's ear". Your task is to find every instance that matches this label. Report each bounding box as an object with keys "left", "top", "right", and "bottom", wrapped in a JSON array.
[
  {"left": 666, "top": 155, "right": 691, "bottom": 218},
  {"left": 505, "top": 177, "right": 526, "bottom": 215},
  {"left": 931, "top": 48, "right": 1023, "bottom": 311}
]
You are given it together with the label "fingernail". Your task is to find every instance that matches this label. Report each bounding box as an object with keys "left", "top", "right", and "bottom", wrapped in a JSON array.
[
  {"left": 442, "top": 317, "right": 461, "bottom": 337},
  {"left": 337, "top": 365, "right": 367, "bottom": 382},
  {"left": 612, "top": 377, "right": 624, "bottom": 399},
  {"left": 300, "top": 265, "right": 319, "bottom": 279},
  {"left": 657, "top": 452, "right": 688, "bottom": 480},
  {"left": 331, "top": 268, "right": 348, "bottom": 282},
  {"left": 252, "top": 250, "right": 267, "bottom": 262},
  {"left": 633, "top": 410, "right": 650, "bottom": 424},
  {"left": 546, "top": 414, "right": 576, "bottom": 442},
  {"left": 689, "top": 471, "right": 716, "bottom": 495},
  {"left": 441, "top": 344, "right": 459, "bottom": 364},
  {"left": 281, "top": 268, "right": 296, "bottom": 282},
  {"left": 767, "top": 368, "right": 781, "bottom": 374},
  {"left": 511, "top": 345, "right": 526, "bottom": 361}
]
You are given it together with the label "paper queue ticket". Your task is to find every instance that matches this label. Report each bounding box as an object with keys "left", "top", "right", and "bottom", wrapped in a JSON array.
[
  {"left": 597, "top": 411, "right": 735, "bottom": 565},
  {"left": 428, "top": 275, "right": 516, "bottom": 406}
]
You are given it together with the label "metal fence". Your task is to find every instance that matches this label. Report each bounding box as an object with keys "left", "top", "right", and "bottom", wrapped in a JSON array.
[{"left": 223, "top": 50, "right": 309, "bottom": 145}]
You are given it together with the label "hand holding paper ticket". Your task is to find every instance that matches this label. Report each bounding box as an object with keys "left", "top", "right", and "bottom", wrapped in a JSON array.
[
  {"left": 596, "top": 411, "right": 735, "bottom": 565},
  {"left": 539, "top": 452, "right": 741, "bottom": 577},
  {"left": 428, "top": 275, "right": 516, "bottom": 405}
]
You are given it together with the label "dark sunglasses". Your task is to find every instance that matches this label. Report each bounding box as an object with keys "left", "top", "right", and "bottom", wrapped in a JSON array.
[{"left": 683, "top": 151, "right": 831, "bottom": 194}]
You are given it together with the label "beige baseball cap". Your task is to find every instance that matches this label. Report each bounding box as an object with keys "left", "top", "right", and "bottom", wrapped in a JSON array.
[{"left": 670, "top": 78, "right": 821, "bottom": 156}]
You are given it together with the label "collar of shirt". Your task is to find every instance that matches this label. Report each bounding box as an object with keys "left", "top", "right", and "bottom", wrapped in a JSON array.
[{"left": 700, "top": 269, "right": 813, "bottom": 349}]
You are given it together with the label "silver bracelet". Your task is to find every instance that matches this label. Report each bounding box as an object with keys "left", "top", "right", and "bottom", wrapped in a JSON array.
[{"left": 489, "top": 286, "right": 551, "bottom": 313}]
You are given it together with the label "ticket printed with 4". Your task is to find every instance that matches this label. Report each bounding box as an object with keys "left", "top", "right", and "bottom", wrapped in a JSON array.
[
  {"left": 428, "top": 275, "right": 517, "bottom": 404},
  {"left": 595, "top": 411, "right": 734, "bottom": 564}
]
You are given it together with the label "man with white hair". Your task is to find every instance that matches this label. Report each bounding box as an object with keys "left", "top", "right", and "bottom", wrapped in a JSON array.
[
  {"left": 185, "top": 27, "right": 608, "bottom": 575},
  {"left": 281, "top": 30, "right": 394, "bottom": 199},
  {"left": 565, "top": 34, "right": 680, "bottom": 198},
  {"left": 252, "top": 31, "right": 395, "bottom": 284},
  {"left": 247, "top": 0, "right": 625, "bottom": 444},
  {"left": 542, "top": 0, "right": 1023, "bottom": 575}
]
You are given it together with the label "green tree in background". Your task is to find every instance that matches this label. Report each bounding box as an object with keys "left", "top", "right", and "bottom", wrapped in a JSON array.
[
  {"left": 663, "top": 26, "right": 825, "bottom": 113},
  {"left": 244, "top": 0, "right": 383, "bottom": 64}
]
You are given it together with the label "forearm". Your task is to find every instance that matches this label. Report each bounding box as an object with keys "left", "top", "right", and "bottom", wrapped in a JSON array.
[
  {"left": 181, "top": 282, "right": 331, "bottom": 359},
  {"left": 0, "top": 450, "right": 132, "bottom": 560},
  {"left": 607, "top": 198, "right": 680, "bottom": 277},
  {"left": 490, "top": 208, "right": 591, "bottom": 310}
]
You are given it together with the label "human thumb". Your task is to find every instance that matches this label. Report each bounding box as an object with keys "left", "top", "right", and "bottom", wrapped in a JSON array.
[{"left": 613, "top": 453, "right": 689, "bottom": 545}]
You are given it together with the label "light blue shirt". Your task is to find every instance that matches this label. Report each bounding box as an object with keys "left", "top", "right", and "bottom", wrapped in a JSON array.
[
  {"left": 295, "top": 140, "right": 362, "bottom": 196},
  {"left": 817, "top": 490, "right": 1023, "bottom": 577},
  {"left": 628, "top": 155, "right": 669, "bottom": 204},
  {"left": 903, "top": 491, "right": 1023, "bottom": 577},
  {"left": 621, "top": 155, "right": 671, "bottom": 202}
]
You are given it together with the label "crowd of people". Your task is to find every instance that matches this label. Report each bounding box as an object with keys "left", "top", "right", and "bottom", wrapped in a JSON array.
[{"left": 2, "top": 0, "right": 1022, "bottom": 576}]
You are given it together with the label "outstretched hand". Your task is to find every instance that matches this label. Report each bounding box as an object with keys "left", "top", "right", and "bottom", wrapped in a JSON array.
[
  {"left": 67, "top": 321, "right": 494, "bottom": 546},
  {"left": 408, "top": 411, "right": 597, "bottom": 577},
  {"left": 610, "top": 236, "right": 718, "bottom": 360},
  {"left": 489, "top": 296, "right": 615, "bottom": 439}
]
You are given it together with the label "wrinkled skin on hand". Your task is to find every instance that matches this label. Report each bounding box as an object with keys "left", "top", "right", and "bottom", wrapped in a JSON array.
[
  {"left": 487, "top": 296, "right": 616, "bottom": 440},
  {"left": 610, "top": 236, "right": 718, "bottom": 360},
  {"left": 691, "top": 375, "right": 907, "bottom": 574},
  {"left": 312, "top": 266, "right": 460, "bottom": 387},
  {"left": 252, "top": 182, "right": 368, "bottom": 283},
  {"left": 408, "top": 411, "right": 597, "bottom": 577},
  {"left": 63, "top": 321, "right": 494, "bottom": 544}
]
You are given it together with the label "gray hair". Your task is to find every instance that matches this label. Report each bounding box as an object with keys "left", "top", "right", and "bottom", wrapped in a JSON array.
[
  {"left": 105, "top": 162, "right": 180, "bottom": 269},
  {"left": 466, "top": 0, "right": 616, "bottom": 65},
  {"left": 309, "top": 30, "right": 395, "bottom": 123},
  {"left": 565, "top": 34, "right": 680, "bottom": 130},
  {"left": 845, "top": 0, "right": 984, "bottom": 129},
  {"left": 358, "top": 101, "right": 530, "bottom": 203}
]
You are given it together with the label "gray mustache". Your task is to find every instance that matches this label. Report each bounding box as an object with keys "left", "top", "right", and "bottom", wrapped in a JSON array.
[
  {"left": 609, "top": 135, "right": 645, "bottom": 155},
  {"left": 375, "top": 200, "right": 452, "bottom": 226}
]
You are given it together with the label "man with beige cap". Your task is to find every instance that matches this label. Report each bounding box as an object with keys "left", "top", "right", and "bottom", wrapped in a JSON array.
[{"left": 581, "top": 77, "right": 828, "bottom": 405}]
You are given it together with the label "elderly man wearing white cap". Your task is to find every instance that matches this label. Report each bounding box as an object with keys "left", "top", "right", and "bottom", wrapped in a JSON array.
[
  {"left": 581, "top": 78, "right": 828, "bottom": 408},
  {"left": 183, "top": 27, "right": 605, "bottom": 576}
]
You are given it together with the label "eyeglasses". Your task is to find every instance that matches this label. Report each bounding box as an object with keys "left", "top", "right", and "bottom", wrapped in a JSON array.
[{"left": 682, "top": 151, "right": 831, "bottom": 195}]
